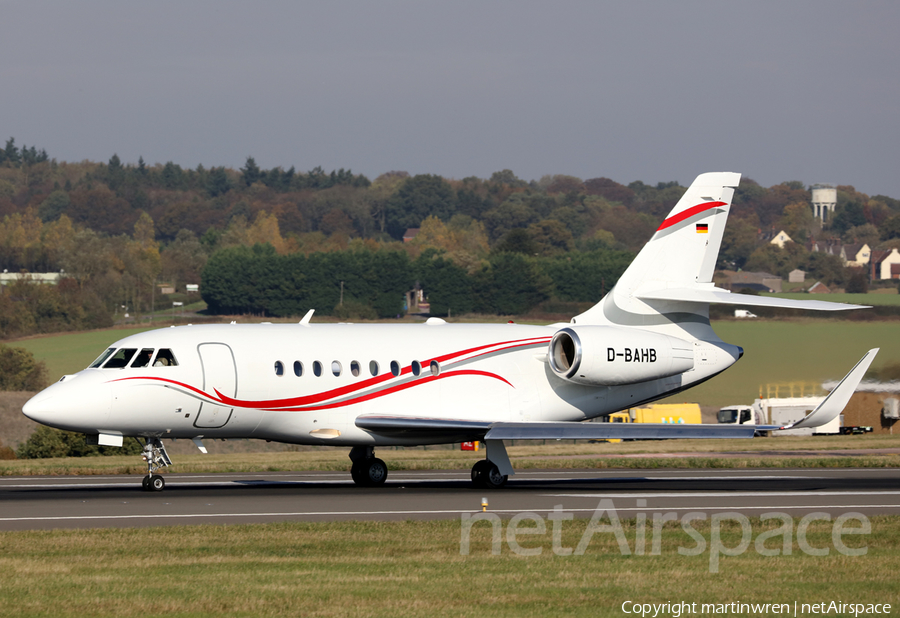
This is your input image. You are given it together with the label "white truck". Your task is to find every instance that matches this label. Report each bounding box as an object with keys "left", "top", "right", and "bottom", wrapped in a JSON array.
[{"left": 718, "top": 397, "right": 841, "bottom": 436}]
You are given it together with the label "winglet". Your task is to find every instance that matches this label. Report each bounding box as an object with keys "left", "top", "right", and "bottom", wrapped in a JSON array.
[
  {"left": 784, "top": 348, "right": 879, "bottom": 430},
  {"left": 300, "top": 309, "right": 315, "bottom": 326}
]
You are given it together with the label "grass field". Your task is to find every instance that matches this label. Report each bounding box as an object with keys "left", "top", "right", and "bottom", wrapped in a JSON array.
[
  {"left": 661, "top": 320, "right": 900, "bottom": 407},
  {"left": 9, "top": 327, "right": 155, "bottom": 382},
  {"left": 0, "top": 516, "right": 897, "bottom": 617}
]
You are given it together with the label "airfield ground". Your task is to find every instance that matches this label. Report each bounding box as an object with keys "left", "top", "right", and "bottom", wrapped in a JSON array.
[{"left": 1, "top": 515, "right": 898, "bottom": 617}]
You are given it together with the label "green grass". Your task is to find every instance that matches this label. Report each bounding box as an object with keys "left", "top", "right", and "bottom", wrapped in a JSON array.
[
  {"left": 0, "top": 517, "right": 897, "bottom": 617},
  {"left": 9, "top": 327, "right": 154, "bottom": 380},
  {"left": 662, "top": 320, "right": 900, "bottom": 407}
]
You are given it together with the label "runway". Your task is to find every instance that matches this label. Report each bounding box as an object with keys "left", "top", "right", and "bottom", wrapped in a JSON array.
[{"left": 1, "top": 468, "right": 899, "bottom": 530}]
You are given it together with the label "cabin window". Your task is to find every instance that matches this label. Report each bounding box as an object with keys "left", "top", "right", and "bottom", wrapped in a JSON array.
[
  {"left": 103, "top": 348, "right": 137, "bottom": 369},
  {"left": 350, "top": 360, "right": 360, "bottom": 377},
  {"left": 153, "top": 349, "right": 178, "bottom": 367},
  {"left": 89, "top": 348, "right": 116, "bottom": 369},
  {"left": 293, "top": 361, "right": 303, "bottom": 377},
  {"left": 411, "top": 360, "right": 421, "bottom": 376},
  {"left": 131, "top": 348, "right": 155, "bottom": 368},
  {"left": 390, "top": 360, "right": 400, "bottom": 377},
  {"left": 430, "top": 360, "right": 440, "bottom": 377},
  {"left": 275, "top": 361, "right": 284, "bottom": 376},
  {"left": 331, "top": 361, "right": 342, "bottom": 377},
  {"left": 313, "top": 361, "right": 323, "bottom": 377},
  {"left": 369, "top": 360, "right": 379, "bottom": 376}
]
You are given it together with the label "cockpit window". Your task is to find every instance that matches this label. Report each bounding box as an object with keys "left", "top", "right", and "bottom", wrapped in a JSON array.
[
  {"left": 89, "top": 348, "right": 116, "bottom": 369},
  {"left": 131, "top": 348, "right": 155, "bottom": 368},
  {"left": 103, "top": 348, "right": 138, "bottom": 369},
  {"left": 153, "top": 349, "right": 178, "bottom": 367}
]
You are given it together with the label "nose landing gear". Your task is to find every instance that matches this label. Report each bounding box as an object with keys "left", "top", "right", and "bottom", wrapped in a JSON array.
[
  {"left": 141, "top": 437, "right": 172, "bottom": 492},
  {"left": 349, "top": 446, "right": 388, "bottom": 487}
]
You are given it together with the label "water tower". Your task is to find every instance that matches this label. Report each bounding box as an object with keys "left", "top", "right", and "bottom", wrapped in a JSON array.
[{"left": 811, "top": 184, "right": 836, "bottom": 223}]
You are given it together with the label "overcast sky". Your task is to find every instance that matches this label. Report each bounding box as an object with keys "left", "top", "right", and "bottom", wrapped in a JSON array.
[{"left": 3, "top": 1, "right": 898, "bottom": 196}]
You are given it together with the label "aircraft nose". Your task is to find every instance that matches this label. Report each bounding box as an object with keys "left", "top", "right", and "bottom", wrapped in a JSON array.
[
  {"left": 22, "top": 374, "right": 111, "bottom": 431},
  {"left": 22, "top": 391, "right": 55, "bottom": 425}
]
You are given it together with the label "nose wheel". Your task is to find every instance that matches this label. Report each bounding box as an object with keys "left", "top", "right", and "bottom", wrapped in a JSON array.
[
  {"left": 142, "top": 475, "right": 166, "bottom": 492},
  {"left": 141, "top": 437, "right": 172, "bottom": 492},
  {"left": 349, "top": 446, "right": 388, "bottom": 487}
]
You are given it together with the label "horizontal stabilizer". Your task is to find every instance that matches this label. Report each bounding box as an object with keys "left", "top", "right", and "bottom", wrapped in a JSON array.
[
  {"left": 637, "top": 287, "right": 869, "bottom": 311},
  {"left": 784, "top": 348, "right": 879, "bottom": 430}
]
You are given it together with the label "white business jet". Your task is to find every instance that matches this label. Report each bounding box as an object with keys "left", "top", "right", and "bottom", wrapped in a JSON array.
[{"left": 23, "top": 173, "right": 877, "bottom": 491}]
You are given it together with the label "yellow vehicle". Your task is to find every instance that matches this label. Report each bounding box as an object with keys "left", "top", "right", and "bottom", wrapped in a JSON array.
[{"left": 606, "top": 403, "right": 701, "bottom": 428}]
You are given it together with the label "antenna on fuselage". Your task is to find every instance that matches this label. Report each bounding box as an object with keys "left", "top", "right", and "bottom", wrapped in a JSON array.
[{"left": 300, "top": 309, "right": 315, "bottom": 326}]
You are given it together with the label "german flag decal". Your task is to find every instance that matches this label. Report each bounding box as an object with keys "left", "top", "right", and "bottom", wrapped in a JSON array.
[{"left": 696, "top": 223, "right": 709, "bottom": 234}]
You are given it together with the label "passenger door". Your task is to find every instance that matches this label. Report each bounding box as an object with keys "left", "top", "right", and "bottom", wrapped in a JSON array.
[{"left": 194, "top": 343, "right": 237, "bottom": 429}]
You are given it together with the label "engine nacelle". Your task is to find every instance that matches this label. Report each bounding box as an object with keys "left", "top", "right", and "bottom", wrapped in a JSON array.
[{"left": 548, "top": 326, "right": 694, "bottom": 386}]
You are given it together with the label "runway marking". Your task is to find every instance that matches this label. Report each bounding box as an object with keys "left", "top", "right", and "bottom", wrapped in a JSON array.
[{"left": 2, "top": 503, "right": 899, "bottom": 524}]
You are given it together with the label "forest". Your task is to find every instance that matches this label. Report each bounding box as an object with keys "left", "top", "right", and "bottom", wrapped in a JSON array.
[{"left": 1, "top": 135, "right": 900, "bottom": 337}]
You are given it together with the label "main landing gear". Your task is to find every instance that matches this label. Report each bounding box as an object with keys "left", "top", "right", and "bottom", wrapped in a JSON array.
[
  {"left": 349, "top": 446, "right": 388, "bottom": 487},
  {"left": 141, "top": 437, "right": 172, "bottom": 492},
  {"left": 471, "top": 459, "right": 508, "bottom": 489}
]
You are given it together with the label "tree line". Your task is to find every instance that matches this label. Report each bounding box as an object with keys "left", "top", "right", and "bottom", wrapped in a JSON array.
[
  {"left": 202, "top": 243, "right": 633, "bottom": 318},
  {"left": 1, "top": 136, "right": 900, "bottom": 334}
]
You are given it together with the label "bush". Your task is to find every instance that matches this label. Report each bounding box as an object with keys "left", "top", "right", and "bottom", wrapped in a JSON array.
[
  {"left": 16, "top": 426, "right": 143, "bottom": 459},
  {"left": 0, "top": 439, "right": 16, "bottom": 460},
  {"left": 0, "top": 344, "right": 48, "bottom": 391},
  {"left": 846, "top": 272, "right": 869, "bottom": 294}
]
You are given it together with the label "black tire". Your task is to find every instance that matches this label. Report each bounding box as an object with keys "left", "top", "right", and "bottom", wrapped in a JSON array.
[
  {"left": 350, "top": 462, "right": 365, "bottom": 486},
  {"left": 483, "top": 462, "right": 508, "bottom": 489},
  {"left": 471, "top": 460, "right": 490, "bottom": 486},
  {"left": 365, "top": 458, "right": 388, "bottom": 486},
  {"left": 149, "top": 476, "right": 165, "bottom": 492},
  {"left": 142, "top": 475, "right": 151, "bottom": 491}
]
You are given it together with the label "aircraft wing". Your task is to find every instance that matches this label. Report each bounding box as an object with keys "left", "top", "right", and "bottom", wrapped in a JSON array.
[
  {"left": 355, "top": 416, "right": 755, "bottom": 440},
  {"left": 637, "top": 287, "right": 869, "bottom": 311}
]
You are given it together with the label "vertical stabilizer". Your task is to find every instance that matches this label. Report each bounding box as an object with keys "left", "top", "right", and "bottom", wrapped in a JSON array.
[{"left": 573, "top": 172, "right": 741, "bottom": 338}]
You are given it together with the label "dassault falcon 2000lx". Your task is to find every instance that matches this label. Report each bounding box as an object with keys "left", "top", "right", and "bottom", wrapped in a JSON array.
[{"left": 23, "top": 173, "right": 878, "bottom": 492}]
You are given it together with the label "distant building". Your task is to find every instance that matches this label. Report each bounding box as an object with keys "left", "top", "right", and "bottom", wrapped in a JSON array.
[
  {"left": 769, "top": 230, "right": 793, "bottom": 248},
  {"left": 810, "top": 239, "right": 873, "bottom": 268},
  {"left": 870, "top": 248, "right": 900, "bottom": 280},
  {"left": 723, "top": 271, "right": 782, "bottom": 293},
  {"left": 402, "top": 228, "right": 420, "bottom": 243},
  {"left": 808, "top": 281, "right": 830, "bottom": 294},
  {"left": 842, "top": 243, "right": 871, "bottom": 267},
  {"left": 788, "top": 269, "right": 806, "bottom": 283},
  {"left": 811, "top": 184, "right": 837, "bottom": 223},
  {"left": 0, "top": 271, "right": 64, "bottom": 287}
]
